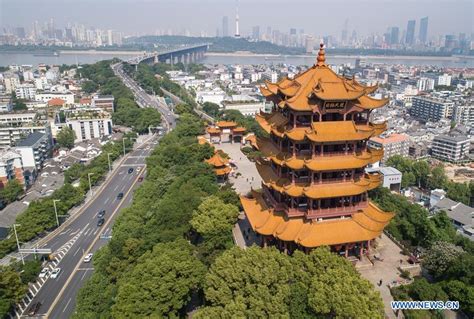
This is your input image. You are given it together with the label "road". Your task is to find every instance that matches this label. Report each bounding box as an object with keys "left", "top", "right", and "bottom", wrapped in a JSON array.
[
  {"left": 112, "top": 62, "right": 177, "bottom": 130},
  {"left": 21, "top": 62, "right": 178, "bottom": 318}
]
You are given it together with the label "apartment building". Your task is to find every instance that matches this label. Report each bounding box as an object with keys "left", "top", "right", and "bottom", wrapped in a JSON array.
[
  {"left": 15, "top": 83, "right": 37, "bottom": 100},
  {"left": 0, "top": 149, "right": 24, "bottom": 188},
  {"left": 91, "top": 95, "right": 115, "bottom": 113},
  {"left": 65, "top": 110, "right": 113, "bottom": 142},
  {"left": 35, "top": 92, "right": 74, "bottom": 105},
  {"left": 0, "top": 94, "right": 13, "bottom": 113},
  {"left": 368, "top": 133, "right": 410, "bottom": 165},
  {"left": 453, "top": 104, "right": 474, "bottom": 126},
  {"left": 411, "top": 96, "right": 454, "bottom": 122},
  {"left": 15, "top": 131, "right": 52, "bottom": 183},
  {"left": 431, "top": 134, "right": 470, "bottom": 164}
]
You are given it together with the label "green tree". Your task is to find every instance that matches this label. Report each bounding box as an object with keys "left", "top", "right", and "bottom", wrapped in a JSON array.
[
  {"left": 56, "top": 126, "right": 76, "bottom": 149},
  {"left": 111, "top": 240, "right": 206, "bottom": 318},
  {"left": 1, "top": 179, "right": 24, "bottom": 203},
  {"left": 428, "top": 166, "right": 448, "bottom": 190},
  {"left": 423, "top": 241, "right": 464, "bottom": 280},
  {"left": 81, "top": 80, "right": 99, "bottom": 93},
  {"left": 402, "top": 171, "right": 416, "bottom": 189},
  {"left": 202, "top": 102, "right": 220, "bottom": 118},
  {"left": 190, "top": 196, "right": 239, "bottom": 236},
  {"left": 0, "top": 266, "right": 27, "bottom": 317},
  {"left": 195, "top": 246, "right": 293, "bottom": 318}
]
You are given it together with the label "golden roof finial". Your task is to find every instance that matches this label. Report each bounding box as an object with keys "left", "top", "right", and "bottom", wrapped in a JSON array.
[{"left": 316, "top": 41, "right": 326, "bottom": 66}]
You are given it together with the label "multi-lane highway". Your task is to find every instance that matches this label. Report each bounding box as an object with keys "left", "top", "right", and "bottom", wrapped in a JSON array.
[
  {"left": 20, "top": 61, "right": 178, "bottom": 318},
  {"left": 112, "top": 63, "right": 177, "bottom": 130}
]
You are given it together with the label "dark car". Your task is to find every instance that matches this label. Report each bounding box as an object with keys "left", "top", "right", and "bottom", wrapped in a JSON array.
[
  {"left": 117, "top": 192, "right": 124, "bottom": 199},
  {"left": 138, "top": 176, "right": 143, "bottom": 182},
  {"left": 128, "top": 168, "right": 134, "bottom": 174},
  {"left": 28, "top": 302, "right": 41, "bottom": 316},
  {"left": 97, "top": 218, "right": 105, "bottom": 227},
  {"left": 97, "top": 210, "right": 105, "bottom": 218}
]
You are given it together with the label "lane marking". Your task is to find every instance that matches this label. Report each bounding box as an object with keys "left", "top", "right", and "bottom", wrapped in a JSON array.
[
  {"left": 62, "top": 298, "right": 72, "bottom": 313},
  {"left": 73, "top": 247, "right": 81, "bottom": 256},
  {"left": 45, "top": 168, "right": 147, "bottom": 317}
]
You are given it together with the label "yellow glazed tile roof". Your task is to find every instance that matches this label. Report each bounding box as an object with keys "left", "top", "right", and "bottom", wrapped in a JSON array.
[
  {"left": 255, "top": 137, "right": 383, "bottom": 171},
  {"left": 256, "top": 111, "right": 386, "bottom": 142},
  {"left": 256, "top": 161, "right": 381, "bottom": 199},
  {"left": 241, "top": 191, "right": 394, "bottom": 247},
  {"left": 259, "top": 46, "right": 388, "bottom": 112}
]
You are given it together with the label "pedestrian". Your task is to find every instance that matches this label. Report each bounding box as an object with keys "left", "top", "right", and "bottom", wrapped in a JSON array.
[
  {"left": 400, "top": 259, "right": 403, "bottom": 265},
  {"left": 378, "top": 279, "right": 383, "bottom": 286}
]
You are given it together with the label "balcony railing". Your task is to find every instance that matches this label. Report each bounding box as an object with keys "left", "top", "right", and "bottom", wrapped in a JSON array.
[{"left": 263, "top": 187, "right": 368, "bottom": 219}]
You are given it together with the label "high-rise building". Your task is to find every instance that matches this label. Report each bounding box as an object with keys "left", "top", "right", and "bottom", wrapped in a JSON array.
[
  {"left": 417, "top": 77, "right": 435, "bottom": 91},
  {"left": 341, "top": 19, "right": 348, "bottom": 45},
  {"left": 405, "top": 20, "right": 416, "bottom": 45},
  {"left": 419, "top": 17, "right": 428, "bottom": 44},
  {"left": 252, "top": 26, "right": 260, "bottom": 40},
  {"left": 234, "top": 2, "right": 240, "bottom": 38},
  {"left": 241, "top": 44, "right": 393, "bottom": 257},
  {"left": 390, "top": 27, "right": 399, "bottom": 45},
  {"left": 222, "top": 16, "right": 229, "bottom": 37},
  {"left": 438, "top": 73, "right": 452, "bottom": 86}
]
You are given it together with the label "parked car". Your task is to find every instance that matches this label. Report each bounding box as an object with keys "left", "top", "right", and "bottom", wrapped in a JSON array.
[
  {"left": 83, "top": 253, "right": 93, "bottom": 263},
  {"left": 128, "top": 168, "right": 134, "bottom": 174},
  {"left": 97, "top": 210, "right": 105, "bottom": 218},
  {"left": 117, "top": 192, "right": 124, "bottom": 199},
  {"left": 50, "top": 268, "right": 61, "bottom": 279},
  {"left": 97, "top": 218, "right": 105, "bottom": 227},
  {"left": 38, "top": 268, "right": 49, "bottom": 278},
  {"left": 138, "top": 176, "right": 143, "bottom": 182},
  {"left": 28, "top": 302, "right": 41, "bottom": 316}
]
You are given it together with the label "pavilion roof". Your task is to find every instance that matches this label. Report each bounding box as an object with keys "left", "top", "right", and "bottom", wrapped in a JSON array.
[
  {"left": 256, "top": 161, "right": 381, "bottom": 199},
  {"left": 241, "top": 191, "right": 394, "bottom": 247},
  {"left": 254, "top": 137, "right": 383, "bottom": 171},
  {"left": 216, "top": 121, "right": 238, "bottom": 128},
  {"left": 207, "top": 126, "right": 221, "bottom": 134},
  {"left": 256, "top": 112, "right": 386, "bottom": 142},
  {"left": 205, "top": 151, "right": 229, "bottom": 167},
  {"left": 260, "top": 43, "right": 388, "bottom": 111}
]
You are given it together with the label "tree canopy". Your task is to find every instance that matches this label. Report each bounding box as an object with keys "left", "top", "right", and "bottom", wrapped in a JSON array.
[
  {"left": 56, "top": 126, "right": 76, "bottom": 149},
  {"left": 196, "top": 246, "right": 384, "bottom": 318}
]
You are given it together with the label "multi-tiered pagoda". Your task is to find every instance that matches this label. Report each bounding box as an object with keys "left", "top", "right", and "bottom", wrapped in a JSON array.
[{"left": 241, "top": 44, "right": 394, "bottom": 258}]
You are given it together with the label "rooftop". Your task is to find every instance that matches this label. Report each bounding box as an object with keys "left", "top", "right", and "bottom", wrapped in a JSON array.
[
  {"left": 434, "top": 197, "right": 473, "bottom": 227},
  {"left": 16, "top": 131, "right": 47, "bottom": 147},
  {"left": 434, "top": 134, "right": 470, "bottom": 143},
  {"left": 371, "top": 133, "right": 410, "bottom": 144}
]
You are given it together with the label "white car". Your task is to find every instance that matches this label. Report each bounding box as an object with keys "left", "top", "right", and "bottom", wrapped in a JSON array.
[
  {"left": 38, "top": 268, "right": 49, "bottom": 278},
  {"left": 50, "top": 268, "right": 61, "bottom": 279},
  {"left": 83, "top": 253, "right": 93, "bottom": 263}
]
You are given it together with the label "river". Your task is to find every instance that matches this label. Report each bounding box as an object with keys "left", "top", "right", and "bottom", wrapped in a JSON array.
[{"left": 0, "top": 51, "right": 472, "bottom": 68}]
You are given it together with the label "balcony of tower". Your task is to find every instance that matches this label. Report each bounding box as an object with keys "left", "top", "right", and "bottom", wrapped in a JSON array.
[{"left": 261, "top": 185, "right": 370, "bottom": 220}]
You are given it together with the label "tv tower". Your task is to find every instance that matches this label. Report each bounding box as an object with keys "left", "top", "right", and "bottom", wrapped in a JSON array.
[{"left": 234, "top": 0, "right": 240, "bottom": 38}]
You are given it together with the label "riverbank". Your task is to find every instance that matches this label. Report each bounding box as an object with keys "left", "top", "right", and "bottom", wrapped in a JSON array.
[
  {"left": 206, "top": 51, "right": 464, "bottom": 61},
  {"left": 59, "top": 50, "right": 144, "bottom": 55}
]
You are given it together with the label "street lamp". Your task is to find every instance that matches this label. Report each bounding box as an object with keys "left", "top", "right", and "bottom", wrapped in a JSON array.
[
  {"left": 87, "top": 173, "right": 94, "bottom": 196},
  {"left": 107, "top": 153, "right": 113, "bottom": 172},
  {"left": 53, "top": 199, "right": 61, "bottom": 227},
  {"left": 122, "top": 136, "right": 138, "bottom": 156},
  {"left": 13, "top": 224, "right": 24, "bottom": 265}
]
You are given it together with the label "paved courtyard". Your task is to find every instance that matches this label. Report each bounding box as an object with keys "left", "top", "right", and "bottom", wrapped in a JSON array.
[{"left": 214, "top": 141, "right": 262, "bottom": 194}]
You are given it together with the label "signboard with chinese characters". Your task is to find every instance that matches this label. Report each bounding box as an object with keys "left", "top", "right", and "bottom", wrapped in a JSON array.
[{"left": 324, "top": 101, "right": 346, "bottom": 111}]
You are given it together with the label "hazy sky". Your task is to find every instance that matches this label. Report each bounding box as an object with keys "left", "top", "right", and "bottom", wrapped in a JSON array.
[{"left": 1, "top": 0, "right": 472, "bottom": 37}]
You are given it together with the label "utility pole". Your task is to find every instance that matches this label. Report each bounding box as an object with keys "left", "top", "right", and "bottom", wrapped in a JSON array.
[
  {"left": 53, "top": 199, "right": 61, "bottom": 227},
  {"left": 13, "top": 224, "right": 24, "bottom": 265},
  {"left": 88, "top": 173, "right": 94, "bottom": 196},
  {"left": 107, "top": 153, "right": 112, "bottom": 172}
]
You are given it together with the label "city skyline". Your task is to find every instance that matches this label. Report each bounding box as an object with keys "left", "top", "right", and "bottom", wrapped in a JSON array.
[{"left": 1, "top": 0, "right": 472, "bottom": 39}]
